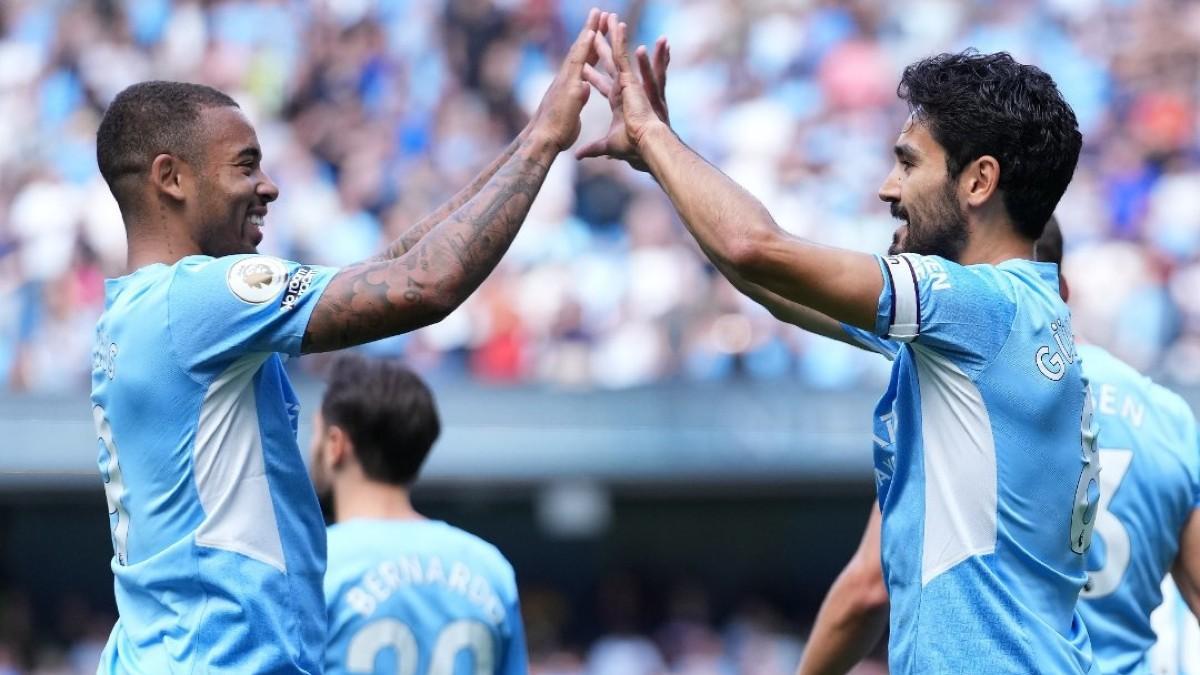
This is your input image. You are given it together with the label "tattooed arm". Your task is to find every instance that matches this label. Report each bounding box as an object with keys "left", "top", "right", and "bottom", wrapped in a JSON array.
[
  {"left": 302, "top": 140, "right": 554, "bottom": 352},
  {"left": 301, "top": 8, "right": 602, "bottom": 353},
  {"left": 368, "top": 130, "right": 527, "bottom": 262}
]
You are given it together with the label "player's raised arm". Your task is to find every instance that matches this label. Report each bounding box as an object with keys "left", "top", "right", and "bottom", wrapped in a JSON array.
[
  {"left": 579, "top": 33, "right": 866, "bottom": 346},
  {"left": 797, "top": 504, "right": 889, "bottom": 675},
  {"left": 301, "top": 9, "right": 602, "bottom": 353},
  {"left": 369, "top": 130, "right": 530, "bottom": 262},
  {"left": 586, "top": 16, "right": 883, "bottom": 331}
]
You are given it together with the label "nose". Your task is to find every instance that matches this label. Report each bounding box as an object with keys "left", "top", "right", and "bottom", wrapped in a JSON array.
[
  {"left": 878, "top": 166, "right": 901, "bottom": 205},
  {"left": 258, "top": 171, "right": 280, "bottom": 203}
]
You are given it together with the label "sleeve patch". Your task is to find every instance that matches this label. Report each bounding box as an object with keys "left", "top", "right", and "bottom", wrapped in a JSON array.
[
  {"left": 280, "top": 266, "right": 317, "bottom": 312},
  {"left": 226, "top": 256, "right": 288, "bottom": 304}
]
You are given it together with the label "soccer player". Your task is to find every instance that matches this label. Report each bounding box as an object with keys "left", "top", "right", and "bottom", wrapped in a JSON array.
[
  {"left": 793, "top": 221, "right": 1200, "bottom": 675},
  {"left": 310, "top": 354, "right": 526, "bottom": 675},
  {"left": 585, "top": 16, "right": 1096, "bottom": 673},
  {"left": 88, "top": 9, "right": 602, "bottom": 671}
]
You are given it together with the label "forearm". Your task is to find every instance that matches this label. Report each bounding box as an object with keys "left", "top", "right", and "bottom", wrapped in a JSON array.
[
  {"left": 797, "top": 574, "right": 890, "bottom": 675},
  {"left": 707, "top": 246, "right": 858, "bottom": 344},
  {"left": 638, "top": 123, "right": 879, "bottom": 329},
  {"left": 302, "top": 135, "right": 557, "bottom": 352},
  {"left": 371, "top": 130, "right": 529, "bottom": 262},
  {"left": 640, "top": 123, "right": 781, "bottom": 272}
]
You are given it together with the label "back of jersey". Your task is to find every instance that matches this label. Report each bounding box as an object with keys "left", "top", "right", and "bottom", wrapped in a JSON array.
[
  {"left": 1076, "top": 344, "right": 1200, "bottom": 674},
  {"left": 324, "top": 519, "right": 527, "bottom": 675}
]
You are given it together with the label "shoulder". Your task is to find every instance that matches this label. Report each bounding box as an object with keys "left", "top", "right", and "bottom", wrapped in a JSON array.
[
  {"left": 170, "top": 254, "right": 292, "bottom": 303},
  {"left": 433, "top": 523, "right": 518, "bottom": 588}
]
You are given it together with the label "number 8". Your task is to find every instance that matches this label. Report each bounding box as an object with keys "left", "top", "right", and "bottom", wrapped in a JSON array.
[{"left": 1070, "top": 393, "right": 1101, "bottom": 554}]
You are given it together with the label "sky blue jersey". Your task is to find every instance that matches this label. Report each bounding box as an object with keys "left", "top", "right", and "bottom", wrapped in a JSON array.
[
  {"left": 90, "top": 254, "right": 336, "bottom": 674},
  {"left": 842, "top": 255, "right": 1098, "bottom": 674},
  {"left": 323, "top": 520, "right": 527, "bottom": 675},
  {"left": 1072, "top": 344, "right": 1200, "bottom": 675}
]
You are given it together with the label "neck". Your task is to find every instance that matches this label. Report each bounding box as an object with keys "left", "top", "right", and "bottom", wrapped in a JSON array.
[
  {"left": 333, "top": 479, "right": 423, "bottom": 523},
  {"left": 123, "top": 206, "right": 202, "bottom": 271},
  {"left": 957, "top": 216, "right": 1034, "bottom": 266}
]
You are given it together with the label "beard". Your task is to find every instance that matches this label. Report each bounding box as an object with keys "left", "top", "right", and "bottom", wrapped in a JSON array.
[{"left": 887, "top": 179, "right": 968, "bottom": 261}]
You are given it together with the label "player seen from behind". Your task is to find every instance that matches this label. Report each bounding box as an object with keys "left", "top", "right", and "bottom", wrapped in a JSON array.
[{"left": 312, "top": 354, "right": 526, "bottom": 675}]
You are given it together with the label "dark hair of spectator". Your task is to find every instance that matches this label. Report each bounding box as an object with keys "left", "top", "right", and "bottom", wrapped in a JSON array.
[
  {"left": 320, "top": 354, "right": 442, "bottom": 486},
  {"left": 898, "top": 50, "right": 1082, "bottom": 241},
  {"left": 96, "top": 81, "right": 239, "bottom": 209}
]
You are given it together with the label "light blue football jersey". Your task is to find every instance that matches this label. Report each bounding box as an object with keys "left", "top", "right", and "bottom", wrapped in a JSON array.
[
  {"left": 90, "top": 254, "right": 336, "bottom": 674},
  {"left": 843, "top": 254, "right": 1098, "bottom": 674},
  {"left": 1073, "top": 344, "right": 1200, "bottom": 675},
  {"left": 323, "top": 519, "right": 528, "bottom": 675}
]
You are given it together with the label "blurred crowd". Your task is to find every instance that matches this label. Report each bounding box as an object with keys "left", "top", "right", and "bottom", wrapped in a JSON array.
[
  {"left": 0, "top": 580, "right": 882, "bottom": 675},
  {"left": 1, "top": 0, "right": 1199, "bottom": 392}
]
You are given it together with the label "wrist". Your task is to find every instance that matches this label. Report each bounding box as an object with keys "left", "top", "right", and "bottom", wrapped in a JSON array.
[
  {"left": 518, "top": 129, "right": 561, "bottom": 162},
  {"left": 523, "top": 125, "right": 565, "bottom": 156}
]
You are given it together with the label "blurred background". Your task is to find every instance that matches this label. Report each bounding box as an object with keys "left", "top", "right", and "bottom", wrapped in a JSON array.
[{"left": 1, "top": 0, "right": 1198, "bottom": 673}]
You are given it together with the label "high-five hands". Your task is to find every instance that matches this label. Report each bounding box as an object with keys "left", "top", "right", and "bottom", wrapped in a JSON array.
[
  {"left": 576, "top": 14, "right": 672, "bottom": 171},
  {"left": 529, "top": 8, "right": 605, "bottom": 152}
]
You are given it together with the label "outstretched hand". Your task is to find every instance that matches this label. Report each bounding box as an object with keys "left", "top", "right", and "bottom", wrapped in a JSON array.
[
  {"left": 576, "top": 15, "right": 672, "bottom": 171},
  {"left": 529, "top": 8, "right": 604, "bottom": 152}
]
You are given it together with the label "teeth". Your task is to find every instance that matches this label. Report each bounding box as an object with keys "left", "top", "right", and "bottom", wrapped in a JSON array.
[{"left": 248, "top": 215, "right": 264, "bottom": 227}]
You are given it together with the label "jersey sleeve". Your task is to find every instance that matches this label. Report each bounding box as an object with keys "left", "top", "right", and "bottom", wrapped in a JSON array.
[
  {"left": 872, "top": 253, "right": 1016, "bottom": 374},
  {"left": 496, "top": 558, "right": 528, "bottom": 675},
  {"left": 840, "top": 323, "right": 900, "bottom": 360},
  {"left": 168, "top": 255, "right": 336, "bottom": 370}
]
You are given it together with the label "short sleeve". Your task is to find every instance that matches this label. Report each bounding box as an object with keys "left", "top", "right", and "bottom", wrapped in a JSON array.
[
  {"left": 840, "top": 323, "right": 900, "bottom": 360},
  {"left": 168, "top": 254, "right": 336, "bottom": 370},
  {"left": 498, "top": 561, "right": 528, "bottom": 675},
  {"left": 873, "top": 253, "right": 1016, "bottom": 374}
]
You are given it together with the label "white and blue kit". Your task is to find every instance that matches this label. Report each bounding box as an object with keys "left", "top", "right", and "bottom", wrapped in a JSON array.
[
  {"left": 1073, "top": 344, "right": 1200, "bottom": 675},
  {"left": 841, "top": 254, "right": 1098, "bottom": 674},
  {"left": 323, "top": 520, "right": 528, "bottom": 675},
  {"left": 91, "top": 254, "right": 336, "bottom": 673}
]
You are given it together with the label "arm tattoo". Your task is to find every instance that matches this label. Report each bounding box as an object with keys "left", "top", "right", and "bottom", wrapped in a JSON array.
[
  {"left": 303, "top": 140, "right": 555, "bottom": 353},
  {"left": 369, "top": 134, "right": 525, "bottom": 262}
]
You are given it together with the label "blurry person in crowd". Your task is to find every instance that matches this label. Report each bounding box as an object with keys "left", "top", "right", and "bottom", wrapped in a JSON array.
[
  {"left": 312, "top": 354, "right": 526, "bottom": 674},
  {"left": 88, "top": 9, "right": 603, "bottom": 671}
]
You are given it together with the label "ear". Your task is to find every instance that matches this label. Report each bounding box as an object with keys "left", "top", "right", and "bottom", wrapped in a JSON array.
[
  {"left": 150, "top": 153, "right": 189, "bottom": 203},
  {"left": 326, "top": 424, "right": 352, "bottom": 473},
  {"left": 961, "top": 155, "right": 1001, "bottom": 209}
]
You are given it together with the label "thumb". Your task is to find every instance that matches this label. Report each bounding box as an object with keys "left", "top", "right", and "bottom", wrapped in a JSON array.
[{"left": 576, "top": 137, "right": 609, "bottom": 160}]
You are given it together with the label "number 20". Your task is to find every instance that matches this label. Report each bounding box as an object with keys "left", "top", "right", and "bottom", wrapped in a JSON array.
[{"left": 346, "top": 618, "right": 494, "bottom": 674}]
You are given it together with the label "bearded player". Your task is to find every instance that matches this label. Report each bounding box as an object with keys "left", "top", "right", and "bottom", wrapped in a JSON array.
[
  {"left": 586, "top": 16, "right": 1096, "bottom": 673},
  {"left": 794, "top": 220, "right": 1200, "bottom": 675}
]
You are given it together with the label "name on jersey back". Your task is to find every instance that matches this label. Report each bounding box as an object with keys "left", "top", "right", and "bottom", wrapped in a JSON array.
[{"left": 344, "top": 554, "right": 507, "bottom": 626}]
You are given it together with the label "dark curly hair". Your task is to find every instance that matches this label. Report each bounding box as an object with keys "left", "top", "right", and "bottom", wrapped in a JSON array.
[
  {"left": 320, "top": 354, "right": 442, "bottom": 486},
  {"left": 898, "top": 51, "right": 1082, "bottom": 240},
  {"left": 96, "top": 81, "right": 238, "bottom": 210}
]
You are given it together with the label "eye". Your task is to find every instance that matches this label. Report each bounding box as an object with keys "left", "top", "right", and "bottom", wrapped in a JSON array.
[{"left": 239, "top": 162, "right": 256, "bottom": 176}]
